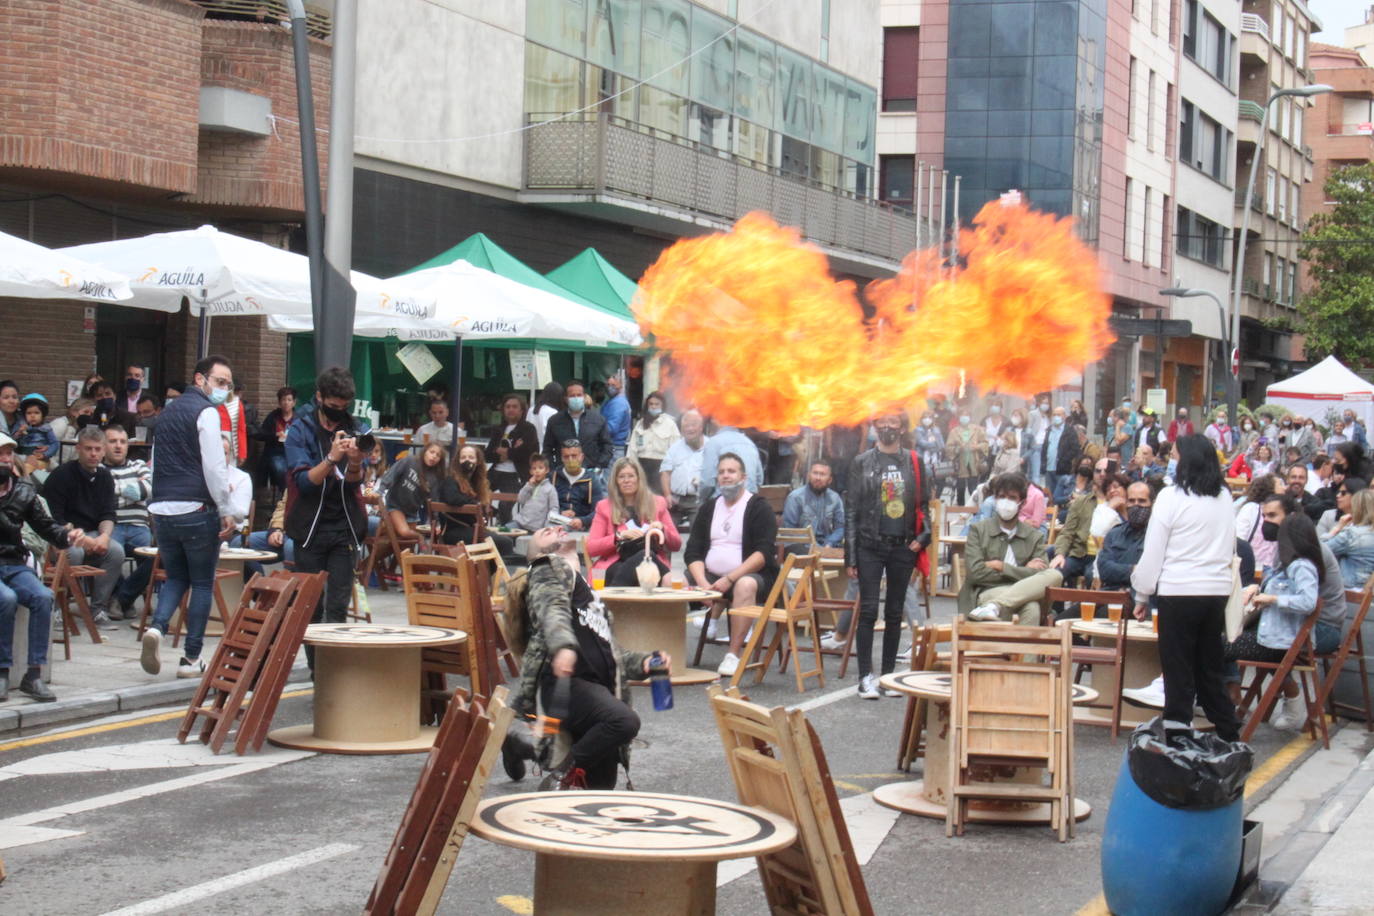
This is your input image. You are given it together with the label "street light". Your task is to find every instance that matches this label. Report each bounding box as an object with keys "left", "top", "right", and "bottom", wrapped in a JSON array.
[
  {"left": 1161, "top": 286, "right": 1233, "bottom": 426},
  {"left": 1229, "top": 84, "right": 1333, "bottom": 410}
]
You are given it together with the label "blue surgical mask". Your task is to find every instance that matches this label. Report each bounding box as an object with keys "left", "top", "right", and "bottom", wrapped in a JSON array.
[
  {"left": 208, "top": 387, "right": 229, "bottom": 406},
  {"left": 567, "top": 396, "right": 585, "bottom": 412},
  {"left": 1052, "top": 415, "right": 1064, "bottom": 427},
  {"left": 647, "top": 407, "right": 662, "bottom": 418}
]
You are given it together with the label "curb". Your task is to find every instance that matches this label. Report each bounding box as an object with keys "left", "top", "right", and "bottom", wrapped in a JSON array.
[{"left": 0, "top": 664, "right": 312, "bottom": 735}]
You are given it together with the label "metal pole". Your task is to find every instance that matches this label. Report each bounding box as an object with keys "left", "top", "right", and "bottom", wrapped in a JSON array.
[
  {"left": 915, "top": 163, "right": 925, "bottom": 248},
  {"left": 1229, "top": 96, "right": 1274, "bottom": 416},
  {"left": 285, "top": 1, "right": 328, "bottom": 372},
  {"left": 451, "top": 337, "right": 465, "bottom": 439},
  {"left": 938, "top": 170, "right": 948, "bottom": 267},
  {"left": 196, "top": 288, "right": 209, "bottom": 360},
  {"left": 321, "top": 0, "right": 359, "bottom": 372},
  {"left": 952, "top": 175, "right": 961, "bottom": 261},
  {"left": 1154, "top": 310, "right": 1164, "bottom": 388}
]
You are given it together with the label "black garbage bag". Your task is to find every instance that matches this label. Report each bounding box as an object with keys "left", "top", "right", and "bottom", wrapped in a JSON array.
[{"left": 1127, "top": 717, "right": 1254, "bottom": 810}]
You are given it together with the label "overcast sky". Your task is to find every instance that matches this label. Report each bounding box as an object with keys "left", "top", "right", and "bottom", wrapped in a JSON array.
[{"left": 1306, "top": 0, "right": 1367, "bottom": 43}]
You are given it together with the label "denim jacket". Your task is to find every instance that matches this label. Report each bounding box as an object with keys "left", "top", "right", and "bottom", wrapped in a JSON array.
[
  {"left": 1325, "top": 523, "right": 1374, "bottom": 592},
  {"left": 1257, "top": 558, "right": 1318, "bottom": 651}
]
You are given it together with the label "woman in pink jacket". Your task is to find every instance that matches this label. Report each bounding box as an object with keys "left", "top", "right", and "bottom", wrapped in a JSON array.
[{"left": 588, "top": 457, "right": 681, "bottom": 587}]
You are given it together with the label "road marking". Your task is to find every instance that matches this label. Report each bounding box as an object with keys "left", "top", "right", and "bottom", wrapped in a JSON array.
[
  {"left": 0, "top": 688, "right": 314, "bottom": 754},
  {"left": 1073, "top": 729, "right": 1319, "bottom": 915},
  {"left": 0, "top": 737, "right": 293, "bottom": 780},
  {"left": 97, "top": 842, "right": 356, "bottom": 915},
  {"left": 789, "top": 681, "right": 864, "bottom": 713},
  {"left": 496, "top": 895, "right": 535, "bottom": 913},
  {"left": 0, "top": 824, "right": 84, "bottom": 850}
]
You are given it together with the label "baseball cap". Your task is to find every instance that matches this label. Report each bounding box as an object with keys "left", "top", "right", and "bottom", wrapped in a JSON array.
[{"left": 0, "top": 431, "right": 16, "bottom": 450}]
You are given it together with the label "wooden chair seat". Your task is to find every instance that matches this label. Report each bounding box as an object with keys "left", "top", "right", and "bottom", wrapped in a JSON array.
[
  {"left": 1237, "top": 603, "right": 1327, "bottom": 748},
  {"left": 728, "top": 554, "right": 824, "bottom": 693},
  {"left": 45, "top": 548, "right": 106, "bottom": 657}
]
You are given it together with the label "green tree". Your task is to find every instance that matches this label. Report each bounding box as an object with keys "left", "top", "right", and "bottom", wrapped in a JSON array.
[{"left": 1298, "top": 163, "right": 1374, "bottom": 366}]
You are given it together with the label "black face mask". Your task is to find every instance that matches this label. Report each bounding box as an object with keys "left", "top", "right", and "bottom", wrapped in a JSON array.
[
  {"left": 0, "top": 464, "right": 11, "bottom": 482},
  {"left": 877, "top": 428, "right": 900, "bottom": 446},
  {"left": 459, "top": 461, "right": 477, "bottom": 475},
  {"left": 318, "top": 404, "right": 351, "bottom": 426},
  {"left": 126, "top": 377, "right": 141, "bottom": 393},
  {"left": 1261, "top": 520, "right": 1280, "bottom": 542},
  {"left": 1127, "top": 506, "right": 1151, "bottom": 529}
]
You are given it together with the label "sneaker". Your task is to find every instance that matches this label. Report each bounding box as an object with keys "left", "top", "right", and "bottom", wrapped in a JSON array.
[
  {"left": 18, "top": 674, "right": 55, "bottom": 703},
  {"left": 968, "top": 603, "right": 1002, "bottom": 621},
  {"left": 1269, "top": 696, "right": 1300, "bottom": 730},
  {"left": 858, "top": 675, "right": 880, "bottom": 700},
  {"left": 501, "top": 725, "right": 536, "bottom": 782},
  {"left": 140, "top": 627, "right": 163, "bottom": 675},
  {"left": 882, "top": 684, "right": 902, "bottom": 698},
  {"left": 717, "top": 652, "right": 740, "bottom": 677},
  {"left": 105, "top": 598, "right": 124, "bottom": 621},
  {"left": 705, "top": 618, "right": 719, "bottom": 640},
  {"left": 1122, "top": 675, "right": 1166, "bottom": 709},
  {"left": 91, "top": 611, "right": 118, "bottom": 630},
  {"left": 538, "top": 765, "right": 588, "bottom": 792},
  {"left": 177, "top": 657, "right": 207, "bottom": 679}
]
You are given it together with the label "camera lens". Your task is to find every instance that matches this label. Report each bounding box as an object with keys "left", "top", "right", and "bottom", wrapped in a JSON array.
[{"left": 355, "top": 433, "right": 377, "bottom": 453}]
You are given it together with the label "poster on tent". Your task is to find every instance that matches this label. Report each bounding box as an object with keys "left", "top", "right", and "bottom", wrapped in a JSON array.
[
  {"left": 395, "top": 342, "right": 444, "bottom": 385},
  {"left": 534, "top": 350, "right": 553, "bottom": 388},
  {"left": 509, "top": 350, "right": 535, "bottom": 389}
]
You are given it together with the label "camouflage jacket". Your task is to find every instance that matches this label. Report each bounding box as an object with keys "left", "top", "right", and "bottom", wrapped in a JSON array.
[{"left": 515, "top": 554, "right": 653, "bottom": 714}]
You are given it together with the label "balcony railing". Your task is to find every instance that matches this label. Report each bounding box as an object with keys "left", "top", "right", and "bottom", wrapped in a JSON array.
[
  {"left": 522, "top": 114, "right": 927, "bottom": 265},
  {"left": 191, "top": 1, "right": 332, "bottom": 38},
  {"left": 1328, "top": 123, "right": 1374, "bottom": 136},
  {"left": 1240, "top": 12, "right": 1270, "bottom": 40},
  {"left": 1238, "top": 100, "right": 1265, "bottom": 123}
]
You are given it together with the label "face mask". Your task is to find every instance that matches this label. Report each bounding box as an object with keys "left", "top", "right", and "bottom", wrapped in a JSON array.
[
  {"left": 563, "top": 459, "right": 582, "bottom": 474},
  {"left": 318, "top": 403, "right": 350, "bottom": 425},
  {"left": 647, "top": 407, "right": 662, "bottom": 418},
  {"left": 1242, "top": 423, "right": 1252, "bottom": 431},
  {"left": 1282, "top": 420, "right": 1293, "bottom": 428},
  {"left": 718, "top": 481, "right": 744, "bottom": 500},
  {"left": 1167, "top": 459, "right": 1177, "bottom": 476},
  {"left": 877, "top": 428, "right": 900, "bottom": 445},
  {"left": 205, "top": 388, "right": 229, "bottom": 407},
  {"left": 0, "top": 463, "right": 11, "bottom": 483},
  {"left": 960, "top": 415, "right": 971, "bottom": 426},
  {"left": 921, "top": 417, "right": 932, "bottom": 427},
  {"left": 1127, "top": 506, "right": 1151, "bottom": 529},
  {"left": 1261, "top": 520, "right": 1280, "bottom": 542},
  {"left": 989, "top": 406, "right": 1001, "bottom": 415},
  {"left": 1011, "top": 416, "right": 1024, "bottom": 427},
  {"left": 1122, "top": 402, "right": 1132, "bottom": 410},
  {"left": 1039, "top": 403, "right": 1049, "bottom": 413},
  {"left": 97, "top": 396, "right": 115, "bottom": 413},
  {"left": 126, "top": 377, "right": 141, "bottom": 393},
  {"left": 1052, "top": 415, "right": 1064, "bottom": 427},
  {"left": 994, "top": 498, "right": 1019, "bottom": 521},
  {"left": 459, "top": 461, "right": 477, "bottom": 474},
  {"left": 567, "top": 396, "right": 585, "bottom": 412}
]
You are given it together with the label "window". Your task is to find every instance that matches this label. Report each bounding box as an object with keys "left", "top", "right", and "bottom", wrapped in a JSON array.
[
  {"left": 587, "top": 0, "right": 641, "bottom": 77},
  {"left": 1278, "top": 176, "right": 1287, "bottom": 221},
  {"left": 1183, "top": 0, "right": 1196, "bottom": 57},
  {"left": 1127, "top": 57, "right": 1137, "bottom": 138},
  {"left": 1271, "top": 2, "right": 1284, "bottom": 50},
  {"left": 524, "top": 43, "right": 582, "bottom": 115},
  {"left": 1183, "top": 1, "right": 1231, "bottom": 84},
  {"left": 1296, "top": 29, "right": 1306, "bottom": 69},
  {"left": 1178, "top": 100, "right": 1230, "bottom": 182},
  {"left": 882, "top": 27, "right": 919, "bottom": 112},
  {"left": 820, "top": 0, "right": 830, "bottom": 61},
  {"left": 1142, "top": 187, "right": 1153, "bottom": 266},
  {"left": 1124, "top": 177, "right": 1135, "bottom": 259},
  {"left": 690, "top": 6, "right": 735, "bottom": 113},
  {"left": 1266, "top": 167, "right": 1277, "bottom": 215},
  {"left": 1176, "top": 206, "right": 1227, "bottom": 268},
  {"left": 1165, "top": 83, "right": 1176, "bottom": 156},
  {"left": 879, "top": 155, "right": 914, "bottom": 209},
  {"left": 527, "top": 0, "right": 588, "bottom": 57},
  {"left": 1160, "top": 194, "right": 1171, "bottom": 272},
  {"left": 1290, "top": 260, "right": 1298, "bottom": 303},
  {"left": 1276, "top": 258, "right": 1287, "bottom": 303},
  {"left": 1147, "top": 70, "right": 1157, "bottom": 151},
  {"left": 642, "top": 0, "right": 691, "bottom": 96},
  {"left": 1290, "top": 179, "right": 1300, "bottom": 225},
  {"left": 1263, "top": 252, "right": 1273, "bottom": 289}
]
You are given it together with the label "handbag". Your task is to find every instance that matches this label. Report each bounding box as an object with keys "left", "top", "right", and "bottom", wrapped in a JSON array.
[{"left": 1223, "top": 554, "right": 1245, "bottom": 642}]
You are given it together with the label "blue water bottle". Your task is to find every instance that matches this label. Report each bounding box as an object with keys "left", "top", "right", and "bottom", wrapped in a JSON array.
[{"left": 649, "top": 652, "right": 674, "bottom": 711}]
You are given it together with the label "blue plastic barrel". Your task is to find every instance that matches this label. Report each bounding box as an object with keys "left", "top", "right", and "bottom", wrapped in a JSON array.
[{"left": 1101, "top": 751, "right": 1242, "bottom": 916}]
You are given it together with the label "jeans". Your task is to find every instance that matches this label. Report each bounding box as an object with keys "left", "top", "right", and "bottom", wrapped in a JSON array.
[
  {"left": 1156, "top": 594, "right": 1241, "bottom": 741},
  {"left": 0, "top": 564, "right": 54, "bottom": 669},
  {"left": 267, "top": 452, "right": 288, "bottom": 491},
  {"left": 1026, "top": 446, "right": 1043, "bottom": 491},
  {"left": 111, "top": 522, "right": 153, "bottom": 606},
  {"left": 294, "top": 527, "right": 357, "bottom": 667},
  {"left": 855, "top": 537, "right": 918, "bottom": 679},
  {"left": 1315, "top": 621, "right": 1341, "bottom": 655},
  {"left": 68, "top": 539, "right": 125, "bottom": 614},
  {"left": 151, "top": 508, "right": 221, "bottom": 660},
  {"left": 540, "top": 675, "right": 639, "bottom": 789}
]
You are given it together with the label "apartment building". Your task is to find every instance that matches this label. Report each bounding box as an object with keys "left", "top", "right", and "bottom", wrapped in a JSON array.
[{"left": 1302, "top": 42, "right": 1374, "bottom": 223}]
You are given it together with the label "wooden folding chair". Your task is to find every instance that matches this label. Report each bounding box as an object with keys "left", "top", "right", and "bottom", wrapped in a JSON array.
[
  {"left": 458, "top": 538, "right": 520, "bottom": 677},
  {"left": 134, "top": 550, "right": 236, "bottom": 646},
  {"left": 427, "top": 500, "right": 487, "bottom": 548},
  {"left": 401, "top": 551, "right": 502, "bottom": 723},
  {"left": 44, "top": 547, "right": 104, "bottom": 656},
  {"left": 1238, "top": 604, "right": 1328, "bottom": 748},
  {"left": 1046, "top": 587, "right": 1132, "bottom": 737},
  {"left": 1313, "top": 584, "right": 1374, "bottom": 730},
  {"left": 946, "top": 620, "right": 1075, "bottom": 841},
  {"left": 758, "top": 484, "right": 790, "bottom": 519},
  {"left": 360, "top": 509, "right": 421, "bottom": 592},
  {"left": 729, "top": 553, "right": 825, "bottom": 692},
  {"left": 365, "top": 687, "right": 515, "bottom": 916},
  {"left": 708, "top": 685, "right": 875, "bottom": 916},
  {"left": 776, "top": 525, "right": 816, "bottom": 562},
  {"left": 898, "top": 622, "right": 953, "bottom": 772},
  {"left": 232, "top": 571, "right": 325, "bottom": 754}
]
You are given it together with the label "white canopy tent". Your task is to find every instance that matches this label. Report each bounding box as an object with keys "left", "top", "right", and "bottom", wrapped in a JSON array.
[
  {"left": 1264, "top": 355, "right": 1374, "bottom": 429},
  {"left": 0, "top": 230, "right": 132, "bottom": 302}
]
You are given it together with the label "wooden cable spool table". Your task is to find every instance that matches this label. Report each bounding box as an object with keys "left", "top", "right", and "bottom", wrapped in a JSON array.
[
  {"left": 874, "top": 669, "right": 1097, "bottom": 825},
  {"left": 134, "top": 545, "right": 277, "bottom": 636},
  {"left": 267, "top": 623, "right": 465, "bottom": 754},
  {"left": 596, "top": 586, "right": 722, "bottom": 685},
  {"left": 470, "top": 791, "right": 796, "bottom": 915},
  {"left": 1062, "top": 617, "right": 1162, "bottom": 728}
]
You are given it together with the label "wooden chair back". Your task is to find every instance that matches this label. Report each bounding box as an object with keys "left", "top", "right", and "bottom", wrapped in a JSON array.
[
  {"left": 729, "top": 553, "right": 823, "bottom": 691},
  {"left": 427, "top": 500, "right": 487, "bottom": 545},
  {"left": 898, "top": 622, "right": 954, "bottom": 771},
  {"left": 233, "top": 571, "right": 326, "bottom": 754},
  {"left": 1238, "top": 601, "right": 1328, "bottom": 747},
  {"left": 708, "top": 685, "right": 875, "bottom": 916},
  {"left": 44, "top": 547, "right": 103, "bottom": 649},
  {"left": 463, "top": 537, "right": 511, "bottom": 599},
  {"left": 1045, "top": 587, "right": 1133, "bottom": 736},
  {"left": 401, "top": 551, "right": 501, "bottom": 709},
  {"left": 776, "top": 525, "right": 816, "bottom": 562},
  {"left": 1314, "top": 584, "right": 1374, "bottom": 728},
  {"left": 758, "top": 484, "right": 790, "bottom": 518}
]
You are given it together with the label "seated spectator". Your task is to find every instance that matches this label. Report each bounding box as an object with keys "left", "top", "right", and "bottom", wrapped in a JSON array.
[
  {"left": 960, "top": 473, "right": 1061, "bottom": 625},
  {"left": 415, "top": 399, "right": 455, "bottom": 448},
  {"left": 553, "top": 440, "right": 605, "bottom": 531},
  {"left": 434, "top": 443, "right": 491, "bottom": 545},
  {"left": 41, "top": 426, "right": 125, "bottom": 626},
  {"left": 970, "top": 478, "right": 1048, "bottom": 530},
  {"left": 257, "top": 386, "right": 297, "bottom": 491},
  {"left": 1285, "top": 463, "right": 1313, "bottom": 517},
  {"left": 50, "top": 397, "right": 95, "bottom": 445},
  {"left": 163, "top": 381, "right": 185, "bottom": 401},
  {"left": 685, "top": 452, "right": 780, "bottom": 677},
  {"left": 380, "top": 442, "right": 447, "bottom": 540},
  {"left": 1250, "top": 444, "right": 1277, "bottom": 477},
  {"left": 15, "top": 394, "right": 58, "bottom": 463},
  {"left": 1323, "top": 489, "right": 1374, "bottom": 589},
  {"left": 587, "top": 457, "right": 681, "bottom": 587},
  {"left": 235, "top": 495, "right": 295, "bottom": 581},
  {"left": 781, "top": 459, "right": 845, "bottom": 551},
  {"left": 103, "top": 425, "right": 153, "bottom": 618},
  {"left": 223, "top": 432, "right": 253, "bottom": 525},
  {"left": 513, "top": 453, "right": 559, "bottom": 532},
  {"left": 1127, "top": 444, "right": 1154, "bottom": 482},
  {"left": 134, "top": 394, "right": 161, "bottom": 444},
  {"left": 1237, "top": 473, "right": 1283, "bottom": 569},
  {"left": 0, "top": 381, "right": 21, "bottom": 438},
  {"left": 1096, "top": 481, "right": 1154, "bottom": 592},
  {"left": 87, "top": 378, "right": 134, "bottom": 435},
  {"left": 1089, "top": 472, "right": 1130, "bottom": 548},
  {"left": 1051, "top": 457, "right": 1108, "bottom": 587}
]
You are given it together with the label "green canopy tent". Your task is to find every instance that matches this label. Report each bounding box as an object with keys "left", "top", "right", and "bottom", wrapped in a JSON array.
[{"left": 545, "top": 248, "right": 639, "bottom": 320}]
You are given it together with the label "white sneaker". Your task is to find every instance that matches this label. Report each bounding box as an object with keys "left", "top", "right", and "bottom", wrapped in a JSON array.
[
  {"left": 1269, "top": 696, "right": 1300, "bottom": 730},
  {"left": 968, "top": 603, "right": 1002, "bottom": 621},
  {"left": 882, "top": 682, "right": 902, "bottom": 698},
  {"left": 140, "top": 627, "right": 163, "bottom": 675},
  {"left": 717, "top": 652, "right": 740, "bottom": 677},
  {"left": 858, "top": 675, "right": 880, "bottom": 700},
  {"left": 1122, "top": 675, "right": 1166, "bottom": 709},
  {"left": 705, "top": 618, "right": 719, "bottom": 640},
  {"left": 176, "top": 657, "right": 207, "bottom": 679},
  {"left": 819, "top": 633, "right": 844, "bottom": 650}
]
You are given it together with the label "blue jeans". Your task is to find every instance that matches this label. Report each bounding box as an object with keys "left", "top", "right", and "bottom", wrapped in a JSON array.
[
  {"left": 151, "top": 508, "right": 220, "bottom": 660},
  {"left": 267, "top": 452, "right": 288, "bottom": 490},
  {"left": 111, "top": 522, "right": 154, "bottom": 606},
  {"left": 0, "top": 564, "right": 54, "bottom": 669},
  {"left": 1026, "top": 447, "right": 1043, "bottom": 490},
  {"left": 231, "top": 530, "right": 295, "bottom": 580}
]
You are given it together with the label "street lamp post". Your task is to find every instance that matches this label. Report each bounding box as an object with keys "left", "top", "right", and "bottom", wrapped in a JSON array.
[
  {"left": 1229, "top": 84, "right": 1332, "bottom": 411},
  {"left": 1161, "top": 286, "right": 1231, "bottom": 424}
]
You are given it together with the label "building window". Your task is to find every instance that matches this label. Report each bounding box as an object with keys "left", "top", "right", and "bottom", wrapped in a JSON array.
[
  {"left": 1127, "top": 57, "right": 1137, "bottom": 139},
  {"left": 1276, "top": 258, "right": 1287, "bottom": 303},
  {"left": 1176, "top": 206, "right": 1226, "bottom": 268},
  {"left": 1263, "top": 252, "right": 1273, "bottom": 290},
  {"left": 1291, "top": 179, "right": 1300, "bottom": 226},
  {"left": 881, "top": 27, "right": 919, "bottom": 112},
  {"left": 1165, "top": 83, "right": 1175, "bottom": 156},
  {"left": 1182, "top": 0, "right": 1196, "bottom": 57},
  {"left": 1266, "top": 167, "right": 1277, "bottom": 215},
  {"left": 1147, "top": 71, "right": 1157, "bottom": 151},
  {"left": 1290, "top": 259, "right": 1298, "bottom": 303},
  {"left": 1124, "top": 177, "right": 1135, "bottom": 259},
  {"left": 1142, "top": 186, "right": 1153, "bottom": 266},
  {"left": 1183, "top": 0, "right": 1231, "bottom": 85},
  {"left": 820, "top": 0, "right": 830, "bottom": 61},
  {"left": 1179, "top": 100, "right": 1229, "bottom": 183},
  {"left": 879, "top": 155, "right": 914, "bottom": 209},
  {"left": 1160, "top": 194, "right": 1170, "bottom": 272}
]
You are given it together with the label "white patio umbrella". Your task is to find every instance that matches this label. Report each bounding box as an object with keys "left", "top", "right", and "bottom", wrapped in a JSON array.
[{"left": 0, "top": 230, "right": 133, "bottom": 302}]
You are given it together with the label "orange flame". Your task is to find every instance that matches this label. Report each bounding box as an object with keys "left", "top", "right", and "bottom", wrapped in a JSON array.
[{"left": 634, "top": 201, "right": 1114, "bottom": 432}]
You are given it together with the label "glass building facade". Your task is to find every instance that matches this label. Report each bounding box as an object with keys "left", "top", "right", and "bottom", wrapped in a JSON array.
[
  {"left": 525, "top": 0, "right": 878, "bottom": 196},
  {"left": 943, "top": 0, "right": 1106, "bottom": 239}
]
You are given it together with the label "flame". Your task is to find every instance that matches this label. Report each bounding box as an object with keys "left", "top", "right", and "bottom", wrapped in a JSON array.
[{"left": 633, "top": 201, "right": 1114, "bottom": 432}]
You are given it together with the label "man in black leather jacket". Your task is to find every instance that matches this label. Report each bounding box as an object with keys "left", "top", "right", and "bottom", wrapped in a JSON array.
[{"left": 0, "top": 432, "right": 82, "bottom": 702}]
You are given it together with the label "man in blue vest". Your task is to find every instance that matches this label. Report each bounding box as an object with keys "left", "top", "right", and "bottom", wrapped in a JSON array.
[{"left": 141, "top": 355, "right": 240, "bottom": 679}]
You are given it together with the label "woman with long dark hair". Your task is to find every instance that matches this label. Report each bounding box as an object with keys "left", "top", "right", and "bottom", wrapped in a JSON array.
[
  {"left": 1131, "top": 433, "right": 1242, "bottom": 740},
  {"left": 625, "top": 391, "right": 680, "bottom": 493},
  {"left": 434, "top": 443, "right": 493, "bottom": 546},
  {"left": 381, "top": 442, "right": 447, "bottom": 540}
]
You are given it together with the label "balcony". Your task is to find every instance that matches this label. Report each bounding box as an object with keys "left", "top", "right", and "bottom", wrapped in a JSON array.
[
  {"left": 521, "top": 114, "right": 927, "bottom": 272},
  {"left": 1240, "top": 13, "right": 1270, "bottom": 63},
  {"left": 1237, "top": 99, "right": 1264, "bottom": 145}
]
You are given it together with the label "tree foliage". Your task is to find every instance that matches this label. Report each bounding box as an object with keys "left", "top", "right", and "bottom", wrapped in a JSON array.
[{"left": 1298, "top": 163, "right": 1374, "bottom": 367}]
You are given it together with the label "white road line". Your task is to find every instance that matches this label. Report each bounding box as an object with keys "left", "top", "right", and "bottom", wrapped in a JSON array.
[
  {"left": 788, "top": 680, "right": 862, "bottom": 712},
  {"left": 97, "top": 842, "right": 358, "bottom": 916}
]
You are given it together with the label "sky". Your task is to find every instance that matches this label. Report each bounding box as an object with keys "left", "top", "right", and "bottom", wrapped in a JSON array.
[{"left": 1306, "top": 0, "right": 1367, "bottom": 43}]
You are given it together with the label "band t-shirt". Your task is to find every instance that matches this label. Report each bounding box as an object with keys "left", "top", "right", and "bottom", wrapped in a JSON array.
[
  {"left": 877, "top": 452, "right": 914, "bottom": 537},
  {"left": 569, "top": 573, "right": 616, "bottom": 686}
]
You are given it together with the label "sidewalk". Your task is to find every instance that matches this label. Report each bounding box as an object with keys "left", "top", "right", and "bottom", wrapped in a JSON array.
[{"left": 0, "top": 586, "right": 412, "bottom": 734}]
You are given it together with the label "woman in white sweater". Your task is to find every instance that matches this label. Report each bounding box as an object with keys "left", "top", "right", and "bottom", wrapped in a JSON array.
[
  {"left": 625, "top": 392, "right": 680, "bottom": 493},
  {"left": 1131, "top": 434, "right": 1242, "bottom": 741}
]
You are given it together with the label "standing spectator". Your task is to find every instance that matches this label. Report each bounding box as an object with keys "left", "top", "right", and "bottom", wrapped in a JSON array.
[
  {"left": 527, "top": 381, "right": 564, "bottom": 453},
  {"left": 1130, "top": 434, "right": 1241, "bottom": 740},
  {"left": 1042, "top": 406, "right": 1081, "bottom": 497},
  {"left": 1250, "top": 444, "right": 1278, "bottom": 477},
  {"left": 50, "top": 397, "right": 95, "bottom": 444},
  {"left": 1341, "top": 410, "right": 1367, "bottom": 449},
  {"left": 257, "top": 386, "right": 297, "bottom": 492},
  {"left": 981, "top": 401, "right": 1008, "bottom": 455},
  {"left": 0, "top": 381, "right": 21, "bottom": 437},
  {"left": 103, "top": 425, "right": 153, "bottom": 619},
  {"left": 844, "top": 412, "right": 930, "bottom": 699},
  {"left": 88, "top": 379, "right": 135, "bottom": 436},
  {"left": 120, "top": 365, "right": 145, "bottom": 414},
  {"left": 0, "top": 432, "right": 82, "bottom": 702},
  {"left": 282, "top": 367, "right": 370, "bottom": 665},
  {"left": 1288, "top": 417, "right": 1319, "bottom": 464},
  {"left": 1026, "top": 396, "right": 1050, "bottom": 488},
  {"left": 415, "top": 399, "right": 456, "bottom": 448},
  {"left": 142, "top": 356, "right": 240, "bottom": 678},
  {"left": 698, "top": 422, "right": 763, "bottom": 501},
  {"left": 553, "top": 440, "right": 605, "bottom": 531},
  {"left": 513, "top": 453, "right": 559, "bottom": 532},
  {"left": 217, "top": 384, "right": 249, "bottom": 466},
  {"left": 782, "top": 459, "right": 845, "bottom": 549},
  {"left": 1069, "top": 398, "right": 1089, "bottom": 432},
  {"left": 485, "top": 394, "right": 539, "bottom": 511},
  {"left": 1005, "top": 408, "right": 1031, "bottom": 469},
  {"left": 600, "top": 373, "right": 631, "bottom": 461},
  {"left": 586, "top": 457, "right": 680, "bottom": 587},
  {"left": 1230, "top": 413, "right": 1255, "bottom": 459},
  {"left": 1134, "top": 408, "right": 1164, "bottom": 454},
  {"left": 913, "top": 411, "right": 946, "bottom": 493},
  {"left": 660, "top": 408, "right": 706, "bottom": 526},
  {"left": 15, "top": 394, "right": 58, "bottom": 462},
  {"left": 626, "top": 391, "right": 680, "bottom": 493},
  {"left": 42, "top": 427, "right": 125, "bottom": 626},
  {"left": 1326, "top": 420, "right": 1350, "bottom": 457},
  {"left": 928, "top": 393, "right": 955, "bottom": 433},
  {"left": 381, "top": 441, "right": 447, "bottom": 540},
  {"left": 544, "top": 381, "right": 613, "bottom": 473},
  {"left": 1167, "top": 408, "right": 1194, "bottom": 442},
  {"left": 945, "top": 410, "right": 988, "bottom": 505}
]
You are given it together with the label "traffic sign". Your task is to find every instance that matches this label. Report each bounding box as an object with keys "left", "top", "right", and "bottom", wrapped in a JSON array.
[
  {"left": 1108, "top": 317, "right": 1194, "bottom": 338},
  {"left": 1231, "top": 347, "right": 1240, "bottom": 378}
]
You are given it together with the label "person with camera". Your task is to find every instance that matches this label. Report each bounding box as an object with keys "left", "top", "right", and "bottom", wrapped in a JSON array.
[{"left": 284, "top": 367, "right": 371, "bottom": 656}]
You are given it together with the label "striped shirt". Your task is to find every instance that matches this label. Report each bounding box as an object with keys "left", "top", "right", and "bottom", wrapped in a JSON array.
[{"left": 107, "top": 459, "right": 152, "bottom": 527}]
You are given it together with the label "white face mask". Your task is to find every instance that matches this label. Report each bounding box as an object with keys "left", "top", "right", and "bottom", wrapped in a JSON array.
[
  {"left": 921, "top": 417, "right": 932, "bottom": 427},
  {"left": 1011, "top": 416, "right": 1024, "bottom": 427},
  {"left": 994, "top": 498, "right": 1020, "bottom": 521}
]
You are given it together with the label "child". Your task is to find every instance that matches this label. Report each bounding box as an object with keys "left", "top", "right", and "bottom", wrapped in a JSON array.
[
  {"left": 16, "top": 393, "right": 59, "bottom": 461},
  {"left": 513, "top": 453, "right": 559, "bottom": 532}
]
